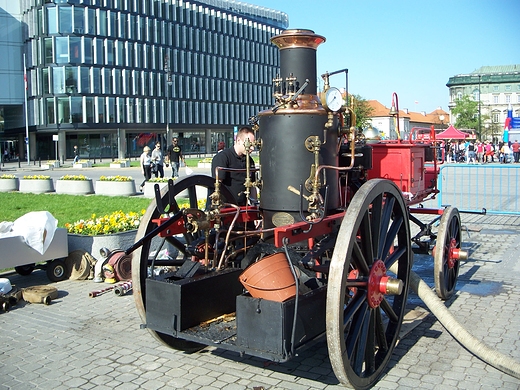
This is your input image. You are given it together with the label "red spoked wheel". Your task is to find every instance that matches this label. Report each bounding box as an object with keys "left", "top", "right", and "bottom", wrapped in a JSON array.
[
  {"left": 326, "top": 179, "right": 411, "bottom": 390},
  {"left": 434, "top": 206, "right": 465, "bottom": 300}
]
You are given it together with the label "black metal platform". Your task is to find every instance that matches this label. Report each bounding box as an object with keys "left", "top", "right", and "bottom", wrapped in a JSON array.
[{"left": 145, "top": 268, "right": 327, "bottom": 362}]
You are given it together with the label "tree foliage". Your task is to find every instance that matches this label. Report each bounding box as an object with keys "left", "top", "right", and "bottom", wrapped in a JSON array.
[
  {"left": 451, "top": 95, "right": 489, "bottom": 138},
  {"left": 346, "top": 94, "right": 374, "bottom": 130}
]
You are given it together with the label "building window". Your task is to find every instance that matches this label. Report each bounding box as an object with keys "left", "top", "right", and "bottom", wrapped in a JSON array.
[
  {"left": 492, "top": 112, "right": 500, "bottom": 123},
  {"left": 493, "top": 85, "right": 499, "bottom": 91},
  {"left": 456, "top": 92, "right": 462, "bottom": 100},
  {"left": 493, "top": 95, "right": 499, "bottom": 104},
  {"left": 505, "top": 85, "right": 511, "bottom": 91},
  {"left": 80, "top": 67, "right": 89, "bottom": 93},
  {"left": 71, "top": 97, "right": 83, "bottom": 122},
  {"left": 52, "top": 66, "right": 65, "bottom": 94},
  {"left": 83, "top": 37, "right": 93, "bottom": 64},
  {"left": 55, "top": 36, "right": 69, "bottom": 64},
  {"left": 58, "top": 6, "right": 72, "bottom": 34},
  {"left": 44, "top": 38, "right": 53, "bottom": 64},
  {"left": 57, "top": 97, "right": 71, "bottom": 123},
  {"left": 505, "top": 95, "right": 511, "bottom": 104},
  {"left": 46, "top": 7, "right": 57, "bottom": 34},
  {"left": 46, "top": 97, "right": 55, "bottom": 124}
]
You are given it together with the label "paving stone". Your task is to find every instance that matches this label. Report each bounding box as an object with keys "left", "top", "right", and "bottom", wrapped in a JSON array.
[{"left": 1, "top": 214, "right": 520, "bottom": 389}]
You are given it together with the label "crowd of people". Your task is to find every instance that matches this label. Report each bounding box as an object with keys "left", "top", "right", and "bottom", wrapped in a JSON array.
[{"left": 441, "top": 139, "right": 520, "bottom": 164}]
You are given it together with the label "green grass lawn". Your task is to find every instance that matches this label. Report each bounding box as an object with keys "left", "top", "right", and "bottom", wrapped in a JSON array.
[{"left": 0, "top": 192, "right": 152, "bottom": 227}]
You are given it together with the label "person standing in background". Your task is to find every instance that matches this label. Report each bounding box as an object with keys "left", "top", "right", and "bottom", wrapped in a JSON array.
[
  {"left": 166, "top": 137, "right": 185, "bottom": 179},
  {"left": 73, "top": 145, "right": 79, "bottom": 163},
  {"left": 139, "top": 146, "right": 152, "bottom": 192},
  {"left": 151, "top": 142, "right": 164, "bottom": 178},
  {"left": 511, "top": 140, "right": 520, "bottom": 163}
]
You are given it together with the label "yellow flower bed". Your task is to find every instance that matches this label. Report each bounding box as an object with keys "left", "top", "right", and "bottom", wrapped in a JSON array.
[
  {"left": 65, "top": 210, "right": 145, "bottom": 235},
  {"left": 99, "top": 175, "right": 133, "bottom": 182},
  {"left": 0, "top": 174, "right": 16, "bottom": 179},
  {"left": 177, "top": 198, "right": 207, "bottom": 210},
  {"left": 148, "top": 177, "right": 170, "bottom": 183},
  {"left": 59, "top": 174, "right": 91, "bottom": 181},
  {"left": 22, "top": 175, "right": 51, "bottom": 180}
]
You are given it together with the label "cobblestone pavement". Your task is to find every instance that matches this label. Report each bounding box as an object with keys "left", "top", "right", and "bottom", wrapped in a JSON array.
[{"left": 1, "top": 212, "right": 520, "bottom": 389}]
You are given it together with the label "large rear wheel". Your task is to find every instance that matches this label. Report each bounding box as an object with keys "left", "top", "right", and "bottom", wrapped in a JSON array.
[{"left": 326, "top": 179, "right": 411, "bottom": 389}]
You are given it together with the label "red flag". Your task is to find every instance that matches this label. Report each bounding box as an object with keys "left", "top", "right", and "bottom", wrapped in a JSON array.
[
  {"left": 504, "top": 117, "right": 511, "bottom": 130},
  {"left": 24, "top": 69, "right": 27, "bottom": 90}
]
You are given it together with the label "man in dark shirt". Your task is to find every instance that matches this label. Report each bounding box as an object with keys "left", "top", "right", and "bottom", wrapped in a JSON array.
[
  {"left": 166, "top": 137, "right": 184, "bottom": 178},
  {"left": 211, "top": 126, "right": 255, "bottom": 205}
]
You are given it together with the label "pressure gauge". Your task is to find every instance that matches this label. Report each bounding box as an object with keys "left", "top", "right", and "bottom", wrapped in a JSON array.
[{"left": 323, "top": 87, "right": 343, "bottom": 112}]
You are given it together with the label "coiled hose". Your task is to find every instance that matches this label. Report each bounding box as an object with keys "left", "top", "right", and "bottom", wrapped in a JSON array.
[{"left": 401, "top": 266, "right": 520, "bottom": 380}]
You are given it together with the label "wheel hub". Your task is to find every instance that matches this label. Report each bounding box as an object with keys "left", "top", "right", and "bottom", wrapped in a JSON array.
[
  {"left": 367, "top": 260, "right": 404, "bottom": 308},
  {"left": 446, "top": 238, "right": 468, "bottom": 268}
]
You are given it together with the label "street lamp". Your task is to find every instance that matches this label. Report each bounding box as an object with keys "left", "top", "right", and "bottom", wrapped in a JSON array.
[
  {"left": 164, "top": 55, "right": 173, "bottom": 143},
  {"left": 478, "top": 74, "right": 482, "bottom": 140},
  {"left": 439, "top": 114, "right": 445, "bottom": 130}
]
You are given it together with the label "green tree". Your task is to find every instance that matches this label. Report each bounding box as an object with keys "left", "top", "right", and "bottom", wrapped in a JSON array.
[
  {"left": 451, "top": 95, "right": 489, "bottom": 138},
  {"left": 346, "top": 94, "right": 374, "bottom": 130}
]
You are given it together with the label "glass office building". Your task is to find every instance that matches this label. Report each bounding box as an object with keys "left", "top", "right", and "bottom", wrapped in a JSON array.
[{"left": 14, "top": 0, "right": 287, "bottom": 160}]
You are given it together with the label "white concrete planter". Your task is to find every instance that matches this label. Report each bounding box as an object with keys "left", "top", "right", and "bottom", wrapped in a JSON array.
[
  {"left": 56, "top": 179, "right": 94, "bottom": 195},
  {"left": 95, "top": 180, "right": 136, "bottom": 196},
  {"left": 198, "top": 162, "right": 212, "bottom": 168},
  {"left": 19, "top": 179, "right": 54, "bottom": 193},
  {"left": 42, "top": 161, "right": 60, "bottom": 169},
  {"left": 67, "top": 230, "right": 138, "bottom": 262},
  {"left": 0, "top": 178, "right": 19, "bottom": 192},
  {"left": 144, "top": 182, "right": 168, "bottom": 198},
  {"left": 110, "top": 161, "right": 130, "bottom": 168},
  {"left": 73, "top": 161, "right": 92, "bottom": 168}
]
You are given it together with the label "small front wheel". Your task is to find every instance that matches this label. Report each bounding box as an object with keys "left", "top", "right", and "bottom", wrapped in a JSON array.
[
  {"left": 46, "top": 259, "right": 68, "bottom": 282},
  {"left": 15, "top": 264, "right": 35, "bottom": 276},
  {"left": 434, "top": 206, "right": 462, "bottom": 300}
]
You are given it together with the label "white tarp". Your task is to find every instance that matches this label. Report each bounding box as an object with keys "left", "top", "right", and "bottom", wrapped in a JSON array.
[{"left": 0, "top": 211, "right": 58, "bottom": 255}]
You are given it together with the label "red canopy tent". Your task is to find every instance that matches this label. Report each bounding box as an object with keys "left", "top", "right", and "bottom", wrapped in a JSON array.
[{"left": 436, "top": 125, "right": 468, "bottom": 140}]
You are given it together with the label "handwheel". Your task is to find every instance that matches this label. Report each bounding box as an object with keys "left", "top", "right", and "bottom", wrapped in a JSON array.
[
  {"left": 132, "top": 174, "right": 235, "bottom": 351},
  {"left": 434, "top": 206, "right": 462, "bottom": 300},
  {"left": 326, "top": 179, "right": 411, "bottom": 390}
]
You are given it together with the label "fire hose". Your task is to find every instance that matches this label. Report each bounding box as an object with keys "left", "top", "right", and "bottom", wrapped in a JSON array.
[
  {"left": 89, "top": 281, "right": 132, "bottom": 298},
  {"left": 114, "top": 281, "right": 132, "bottom": 296},
  {"left": 89, "top": 285, "right": 116, "bottom": 298},
  {"left": 390, "top": 264, "right": 520, "bottom": 380}
]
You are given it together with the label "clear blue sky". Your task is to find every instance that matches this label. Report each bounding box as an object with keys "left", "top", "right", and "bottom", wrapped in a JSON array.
[{"left": 249, "top": 0, "right": 520, "bottom": 113}]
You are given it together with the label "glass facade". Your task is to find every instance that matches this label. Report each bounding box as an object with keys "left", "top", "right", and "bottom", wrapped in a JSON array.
[{"left": 20, "top": 0, "right": 287, "bottom": 159}]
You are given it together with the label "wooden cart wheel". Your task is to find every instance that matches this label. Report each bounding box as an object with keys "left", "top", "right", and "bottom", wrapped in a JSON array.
[
  {"left": 434, "top": 206, "right": 462, "bottom": 300},
  {"left": 132, "top": 175, "right": 235, "bottom": 351},
  {"left": 326, "top": 179, "right": 411, "bottom": 390}
]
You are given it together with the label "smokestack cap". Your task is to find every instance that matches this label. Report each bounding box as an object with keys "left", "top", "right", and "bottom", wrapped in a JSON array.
[{"left": 271, "top": 29, "right": 326, "bottom": 50}]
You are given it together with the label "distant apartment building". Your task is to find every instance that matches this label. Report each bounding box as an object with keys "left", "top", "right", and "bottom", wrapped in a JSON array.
[
  {"left": 0, "top": 0, "right": 287, "bottom": 161},
  {"left": 367, "top": 100, "right": 450, "bottom": 141},
  {"left": 447, "top": 65, "right": 520, "bottom": 140}
]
